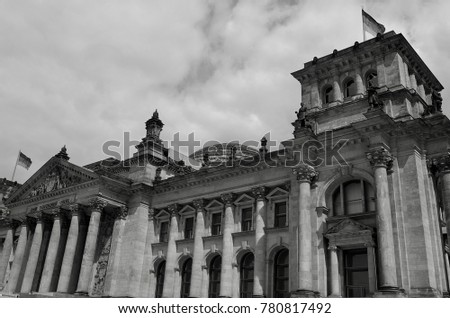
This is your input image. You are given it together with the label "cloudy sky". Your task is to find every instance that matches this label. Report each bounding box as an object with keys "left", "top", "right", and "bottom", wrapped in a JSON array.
[{"left": 1, "top": 0, "right": 449, "bottom": 184}]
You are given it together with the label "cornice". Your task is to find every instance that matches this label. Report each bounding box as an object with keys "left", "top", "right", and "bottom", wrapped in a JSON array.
[{"left": 6, "top": 179, "right": 100, "bottom": 208}]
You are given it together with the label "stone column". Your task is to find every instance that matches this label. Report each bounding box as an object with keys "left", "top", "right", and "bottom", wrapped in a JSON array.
[
  {"left": 21, "top": 214, "right": 44, "bottom": 293},
  {"left": 252, "top": 186, "right": 266, "bottom": 297},
  {"left": 329, "top": 245, "right": 341, "bottom": 297},
  {"left": 0, "top": 220, "right": 17, "bottom": 289},
  {"left": 429, "top": 153, "right": 450, "bottom": 241},
  {"left": 220, "top": 193, "right": 236, "bottom": 298},
  {"left": 355, "top": 71, "right": 364, "bottom": 96},
  {"left": 292, "top": 164, "right": 318, "bottom": 297},
  {"left": 5, "top": 220, "right": 29, "bottom": 294},
  {"left": 332, "top": 76, "right": 342, "bottom": 102},
  {"left": 366, "top": 147, "right": 400, "bottom": 294},
  {"left": 162, "top": 204, "right": 179, "bottom": 298},
  {"left": 104, "top": 205, "right": 128, "bottom": 296},
  {"left": 57, "top": 204, "right": 81, "bottom": 293},
  {"left": 39, "top": 209, "right": 64, "bottom": 292},
  {"left": 190, "top": 199, "right": 206, "bottom": 297},
  {"left": 139, "top": 208, "right": 155, "bottom": 297},
  {"left": 76, "top": 197, "right": 107, "bottom": 294}
]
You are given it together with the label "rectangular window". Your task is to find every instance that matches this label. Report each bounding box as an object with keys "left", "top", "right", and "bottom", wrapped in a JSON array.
[
  {"left": 241, "top": 207, "right": 253, "bottom": 232},
  {"left": 159, "top": 221, "right": 169, "bottom": 242},
  {"left": 274, "top": 201, "right": 287, "bottom": 228},
  {"left": 211, "top": 213, "right": 222, "bottom": 236},
  {"left": 184, "top": 217, "right": 194, "bottom": 239}
]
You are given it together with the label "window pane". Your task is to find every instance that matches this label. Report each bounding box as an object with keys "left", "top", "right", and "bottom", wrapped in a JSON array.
[
  {"left": 160, "top": 222, "right": 169, "bottom": 242},
  {"left": 184, "top": 217, "right": 194, "bottom": 239},
  {"left": 274, "top": 202, "right": 287, "bottom": 227},
  {"left": 274, "top": 249, "right": 289, "bottom": 298}
]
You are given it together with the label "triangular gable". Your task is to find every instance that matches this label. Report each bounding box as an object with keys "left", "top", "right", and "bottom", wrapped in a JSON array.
[
  {"left": 179, "top": 205, "right": 195, "bottom": 215},
  {"left": 325, "top": 218, "right": 373, "bottom": 237},
  {"left": 234, "top": 193, "right": 254, "bottom": 205},
  {"left": 205, "top": 199, "right": 223, "bottom": 210},
  {"left": 7, "top": 157, "right": 98, "bottom": 204},
  {"left": 266, "top": 187, "right": 289, "bottom": 198},
  {"left": 155, "top": 209, "right": 170, "bottom": 219}
]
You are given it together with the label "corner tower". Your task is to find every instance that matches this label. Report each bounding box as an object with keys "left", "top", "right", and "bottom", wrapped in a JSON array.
[{"left": 291, "top": 31, "right": 444, "bottom": 133}]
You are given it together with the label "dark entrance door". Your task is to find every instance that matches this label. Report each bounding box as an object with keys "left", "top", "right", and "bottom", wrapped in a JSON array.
[{"left": 344, "top": 248, "right": 369, "bottom": 297}]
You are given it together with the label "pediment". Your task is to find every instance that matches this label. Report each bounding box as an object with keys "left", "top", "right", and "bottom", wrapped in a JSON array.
[
  {"left": 205, "top": 199, "right": 223, "bottom": 210},
  {"left": 325, "top": 218, "right": 373, "bottom": 237},
  {"left": 7, "top": 157, "right": 98, "bottom": 204},
  {"left": 266, "top": 187, "right": 289, "bottom": 198},
  {"left": 179, "top": 205, "right": 195, "bottom": 215},
  {"left": 234, "top": 193, "right": 254, "bottom": 205}
]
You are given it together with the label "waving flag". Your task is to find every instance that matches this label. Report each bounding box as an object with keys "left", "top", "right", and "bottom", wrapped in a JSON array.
[{"left": 362, "top": 9, "right": 385, "bottom": 39}]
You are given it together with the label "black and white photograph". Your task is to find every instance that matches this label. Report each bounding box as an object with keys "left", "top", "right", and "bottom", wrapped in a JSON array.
[{"left": 0, "top": 0, "right": 449, "bottom": 315}]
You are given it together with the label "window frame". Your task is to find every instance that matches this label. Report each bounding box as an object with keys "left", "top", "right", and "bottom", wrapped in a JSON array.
[
  {"left": 211, "top": 212, "right": 222, "bottom": 236},
  {"left": 273, "top": 249, "right": 289, "bottom": 298},
  {"left": 239, "top": 253, "right": 255, "bottom": 298},
  {"left": 208, "top": 255, "right": 222, "bottom": 298},
  {"left": 331, "top": 179, "right": 375, "bottom": 216},
  {"left": 155, "top": 260, "right": 166, "bottom": 298},
  {"left": 180, "top": 258, "right": 192, "bottom": 298},
  {"left": 343, "top": 78, "right": 356, "bottom": 98}
]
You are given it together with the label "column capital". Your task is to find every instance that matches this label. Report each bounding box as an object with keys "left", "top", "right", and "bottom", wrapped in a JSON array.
[
  {"left": 193, "top": 198, "right": 206, "bottom": 211},
  {"left": 251, "top": 186, "right": 266, "bottom": 201},
  {"left": 427, "top": 152, "right": 450, "bottom": 175},
  {"left": 167, "top": 204, "right": 178, "bottom": 217},
  {"left": 115, "top": 205, "right": 128, "bottom": 220},
  {"left": 292, "top": 164, "right": 318, "bottom": 184},
  {"left": 220, "top": 193, "right": 236, "bottom": 206},
  {"left": 366, "top": 147, "right": 394, "bottom": 171},
  {"left": 88, "top": 197, "right": 107, "bottom": 212},
  {"left": 328, "top": 245, "right": 338, "bottom": 251},
  {"left": 68, "top": 203, "right": 83, "bottom": 217}
]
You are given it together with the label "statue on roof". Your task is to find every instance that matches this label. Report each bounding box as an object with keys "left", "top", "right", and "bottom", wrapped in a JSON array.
[
  {"left": 367, "top": 78, "right": 383, "bottom": 110},
  {"left": 295, "top": 103, "right": 307, "bottom": 127},
  {"left": 431, "top": 90, "right": 443, "bottom": 113}
]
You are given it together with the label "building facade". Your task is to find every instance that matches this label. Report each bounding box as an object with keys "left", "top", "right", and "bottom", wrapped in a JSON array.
[{"left": 0, "top": 31, "right": 449, "bottom": 298}]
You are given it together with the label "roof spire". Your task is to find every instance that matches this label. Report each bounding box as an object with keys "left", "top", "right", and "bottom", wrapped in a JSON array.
[{"left": 55, "top": 145, "right": 70, "bottom": 161}]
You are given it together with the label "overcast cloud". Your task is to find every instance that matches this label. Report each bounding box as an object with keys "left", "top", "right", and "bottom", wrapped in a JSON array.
[{"left": 1, "top": 0, "right": 449, "bottom": 183}]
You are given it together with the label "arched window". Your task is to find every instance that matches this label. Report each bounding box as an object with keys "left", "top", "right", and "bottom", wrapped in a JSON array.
[
  {"left": 239, "top": 253, "right": 254, "bottom": 298},
  {"left": 180, "top": 258, "right": 192, "bottom": 298},
  {"left": 332, "top": 179, "right": 375, "bottom": 216},
  {"left": 344, "top": 78, "right": 356, "bottom": 97},
  {"left": 155, "top": 261, "right": 166, "bottom": 298},
  {"left": 273, "top": 249, "right": 289, "bottom": 297},
  {"left": 323, "top": 85, "right": 334, "bottom": 104},
  {"left": 366, "top": 71, "right": 378, "bottom": 88},
  {"left": 208, "top": 255, "right": 222, "bottom": 298}
]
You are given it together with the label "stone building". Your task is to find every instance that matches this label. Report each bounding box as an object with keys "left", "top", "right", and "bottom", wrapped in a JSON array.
[{"left": 0, "top": 31, "right": 449, "bottom": 298}]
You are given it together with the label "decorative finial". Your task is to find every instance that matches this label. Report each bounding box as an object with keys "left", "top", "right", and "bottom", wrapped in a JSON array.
[
  {"left": 55, "top": 145, "right": 70, "bottom": 160},
  {"left": 260, "top": 136, "right": 267, "bottom": 154}
]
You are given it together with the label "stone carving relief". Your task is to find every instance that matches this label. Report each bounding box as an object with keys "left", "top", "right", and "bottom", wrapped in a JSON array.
[{"left": 28, "top": 166, "right": 85, "bottom": 198}]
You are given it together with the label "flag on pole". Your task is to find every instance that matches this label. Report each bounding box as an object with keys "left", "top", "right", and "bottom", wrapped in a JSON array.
[
  {"left": 362, "top": 9, "right": 385, "bottom": 38},
  {"left": 17, "top": 151, "right": 32, "bottom": 170}
]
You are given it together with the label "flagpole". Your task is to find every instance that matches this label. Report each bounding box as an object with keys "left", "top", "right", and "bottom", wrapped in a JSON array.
[
  {"left": 11, "top": 150, "right": 20, "bottom": 182},
  {"left": 362, "top": 7, "right": 366, "bottom": 42}
]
